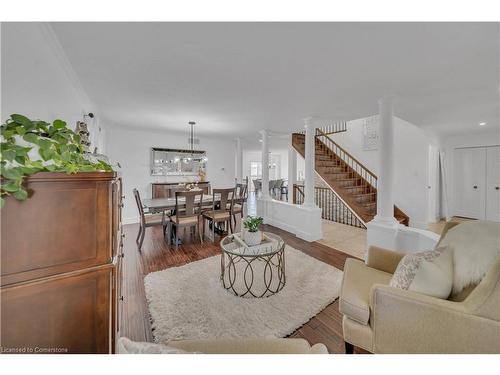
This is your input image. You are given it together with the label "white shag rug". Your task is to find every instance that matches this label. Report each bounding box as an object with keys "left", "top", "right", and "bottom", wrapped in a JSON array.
[{"left": 144, "top": 246, "right": 343, "bottom": 343}]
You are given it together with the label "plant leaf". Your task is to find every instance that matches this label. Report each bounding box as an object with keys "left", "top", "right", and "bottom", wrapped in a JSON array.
[
  {"left": 1, "top": 168, "right": 22, "bottom": 180},
  {"left": 12, "top": 189, "right": 28, "bottom": 200},
  {"left": 23, "top": 133, "right": 39, "bottom": 144},
  {"left": 53, "top": 119, "right": 67, "bottom": 129},
  {"left": 11, "top": 114, "right": 33, "bottom": 127},
  {"left": 1, "top": 181, "right": 19, "bottom": 192}
]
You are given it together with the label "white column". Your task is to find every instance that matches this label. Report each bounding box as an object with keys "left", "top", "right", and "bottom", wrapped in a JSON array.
[
  {"left": 374, "top": 95, "right": 398, "bottom": 225},
  {"left": 260, "top": 130, "right": 270, "bottom": 199},
  {"left": 235, "top": 137, "right": 243, "bottom": 182},
  {"left": 288, "top": 135, "right": 297, "bottom": 204},
  {"left": 303, "top": 117, "right": 316, "bottom": 207}
]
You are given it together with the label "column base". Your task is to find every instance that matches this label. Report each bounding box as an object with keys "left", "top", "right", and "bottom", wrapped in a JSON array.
[
  {"left": 367, "top": 219, "right": 440, "bottom": 257},
  {"left": 372, "top": 214, "right": 399, "bottom": 227}
]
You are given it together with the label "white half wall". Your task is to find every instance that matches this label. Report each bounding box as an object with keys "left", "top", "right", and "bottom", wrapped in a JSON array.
[
  {"left": 1, "top": 23, "right": 105, "bottom": 152},
  {"left": 257, "top": 198, "right": 322, "bottom": 242},
  {"left": 334, "top": 116, "right": 432, "bottom": 228},
  {"left": 105, "top": 126, "right": 236, "bottom": 223}
]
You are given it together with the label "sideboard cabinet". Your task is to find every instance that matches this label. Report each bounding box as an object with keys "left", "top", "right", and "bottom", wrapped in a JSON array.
[
  {"left": 0, "top": 172, "right": 123, "bottom": 354},
  {"left": 151, "top": 181, "right": 210, "bottom": 198}
]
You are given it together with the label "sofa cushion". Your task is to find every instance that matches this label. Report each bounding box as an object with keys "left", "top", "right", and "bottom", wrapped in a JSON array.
[
  {"left": 389, "top": 246, "right": 453, "bottom": 299},
  {"left": 339, "top": 258, "right": 392, "bottom": 325}
]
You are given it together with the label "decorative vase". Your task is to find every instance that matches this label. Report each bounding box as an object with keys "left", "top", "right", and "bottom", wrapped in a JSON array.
[{"left": 243, "top": 229, "right": 262, "bottom": 246}]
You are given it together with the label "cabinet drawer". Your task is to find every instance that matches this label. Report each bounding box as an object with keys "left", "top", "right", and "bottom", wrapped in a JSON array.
[
  {"left": 1, "top": 265, "right": 113, "bottom": 353},
  {"left": 1, "top": 173, "right": 114, "bottom": 286}
]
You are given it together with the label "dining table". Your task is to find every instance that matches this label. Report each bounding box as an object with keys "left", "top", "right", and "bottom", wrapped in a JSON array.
[
  {"left": 142, "top": 194, "right": 247, "bottom": 245},
  {"left": 142, "top": 195, "right": 246, "bottom": 213}
]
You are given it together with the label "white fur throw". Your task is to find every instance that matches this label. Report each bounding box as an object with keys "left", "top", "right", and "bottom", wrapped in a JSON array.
[{"left": 439, "top": 221, "right": 500, "bottom": 295}]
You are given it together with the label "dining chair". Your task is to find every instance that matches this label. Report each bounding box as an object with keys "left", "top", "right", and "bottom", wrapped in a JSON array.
[
  {"left": 253, "top": 179, "right": 262, "bottom": 194},
  {"left": 280, "top": 180, "right": 288, "bottom": 201},
  {"left": 169, "top": 190, "right": 204, "bottom": 248},
  {"left": 202, "top": 187, "right": 235, "bottom": 242},
  {"left": 133, "top": 188, "right": 166, "bottom": 250},
  {"left": 268, "top": 180, "right": 276, "bottom": 197},
  {"left": 231, "top": 182, "right": 248, "bottom": 228}
]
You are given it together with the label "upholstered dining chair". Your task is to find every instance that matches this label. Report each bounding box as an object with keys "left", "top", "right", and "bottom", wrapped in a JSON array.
[
  {"left": 133, "top": 188, "right": 166, "bottom": 250},
  {"left": 231, "top": 182, "right": 248, "bottom": 227},
  {"left": 169, "top": 190, "right": 204, "bottom": 248},
  {"left": 202, "top": 187, "right": 235, "bottom": 242}
]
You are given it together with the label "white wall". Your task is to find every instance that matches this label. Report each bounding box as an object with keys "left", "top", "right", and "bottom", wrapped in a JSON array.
[
  {"left": 441, "top": 128, "right": 500, "bottom": 219},
  {"left": 106, "top": 126, "right": 236, "bottom": 223},
  {"left": 1, "top": 23, "right": 105, "bottom": 151},
  {"left": 333, "top": 116, "right": 432, "bottom": 228}
]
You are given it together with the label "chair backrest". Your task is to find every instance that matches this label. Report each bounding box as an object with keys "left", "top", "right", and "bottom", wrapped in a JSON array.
[
  {"left": 168, "top": 185, "right": 186, "bottom": 198},
  {"left": 174, "top": 190, "right": 203, "bottom": 223},
  {"left": 211, "top": 187, "right": 235, "bottom": 212},
  {"left": 235, "top": 183, "right": 248, "bottom": 200},
  {"left": 133, "top": 188, "right": 146, "bottom": 224},
  {"left": 276, "top": 179, "right": 284, "bottom": 188},
  {"left": 253, "top": 179, "right": 261, "bottom": 190}
]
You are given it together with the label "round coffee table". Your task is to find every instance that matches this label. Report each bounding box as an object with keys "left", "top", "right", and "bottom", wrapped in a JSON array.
[{"left": 220, "top": 232, "right": 286, "bottom": 298}]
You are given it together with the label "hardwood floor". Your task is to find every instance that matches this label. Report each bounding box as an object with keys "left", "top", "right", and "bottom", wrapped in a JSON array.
[{"left": 120, "top": 217, "right": 367, "bottom": 354}]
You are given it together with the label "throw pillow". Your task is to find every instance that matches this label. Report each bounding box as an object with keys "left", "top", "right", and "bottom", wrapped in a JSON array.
[{"left": 390, "top": 246, "right": 453, "bottom": 299}]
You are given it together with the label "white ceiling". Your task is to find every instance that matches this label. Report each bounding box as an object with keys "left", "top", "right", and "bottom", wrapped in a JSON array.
[{"left": 50, "top": 22, "right": 499, "bottom": 138}]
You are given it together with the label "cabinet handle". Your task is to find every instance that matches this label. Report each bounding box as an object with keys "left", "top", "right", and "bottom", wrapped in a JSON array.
[
  {"left": 473, "top": 185, "right": 478, "bottom": 189},
  {"left": 121, "top": 195, "right": 126, "bottom": 199},
  {"left": 119, "top": 296, "right": 124, "bottom": 301},
  {"left": 121, "top": 233, "right": 126, "bottom": 238},
  {"left": 496, "top": 186, "right": 499, "bottom": 190},
  {"left": 119, "top": 253, "right": 125, "bottom": 258}
]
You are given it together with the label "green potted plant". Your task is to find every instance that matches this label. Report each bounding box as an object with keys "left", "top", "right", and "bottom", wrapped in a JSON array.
[
  {"left": 0, "top": 114, "right": 112, "bottom": 207},
  {"left": 242, "top": 216, "right": 264, "bottom": 246}
]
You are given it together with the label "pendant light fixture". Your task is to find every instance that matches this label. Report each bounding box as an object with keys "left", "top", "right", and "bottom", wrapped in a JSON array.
[{"left": 187, "top": 121, "right": 208, "bottom": 163}]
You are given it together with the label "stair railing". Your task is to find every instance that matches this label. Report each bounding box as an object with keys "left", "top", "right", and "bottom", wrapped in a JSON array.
[
  {"left": 293, "top": 184, "right": 365, "bottom": 228},
  {"left": 296, "top": 121, "right": 347, "bottom": 135},
  {"left": 315, "top": 128, "right": 378, "bottom": 192}
]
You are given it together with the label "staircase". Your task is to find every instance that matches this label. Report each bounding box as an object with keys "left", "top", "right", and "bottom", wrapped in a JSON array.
[{"left": 292, "top": 129, "right": 409, "bottom": 226}]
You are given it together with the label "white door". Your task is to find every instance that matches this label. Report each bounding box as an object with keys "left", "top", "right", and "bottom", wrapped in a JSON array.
[
  {"left": 486, "top": 146, "right": 500, "bottom": 221},
  {"left": 453, "top": 147, "right": 487, "bottom": 219}
]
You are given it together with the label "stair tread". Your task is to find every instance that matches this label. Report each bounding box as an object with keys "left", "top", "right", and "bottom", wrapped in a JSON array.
[{"left": 292, "top": 133, "right": 409, "bottom": 226}]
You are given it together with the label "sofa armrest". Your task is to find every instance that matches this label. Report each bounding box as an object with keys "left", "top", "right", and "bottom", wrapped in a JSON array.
[
  {"left": 370, "top": 285, "right": 500, "bottom": 353},
  {"left": 365, "top": 246, "right": 406, "bottom": 274}
]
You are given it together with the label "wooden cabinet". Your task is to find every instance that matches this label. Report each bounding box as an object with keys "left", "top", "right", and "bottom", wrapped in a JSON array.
[
  {"left": 151, "top": 181, "right": 210, "bottom": 198},
  {"left": 0, "top": 172, "right": 123, "bottom": 354}
]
